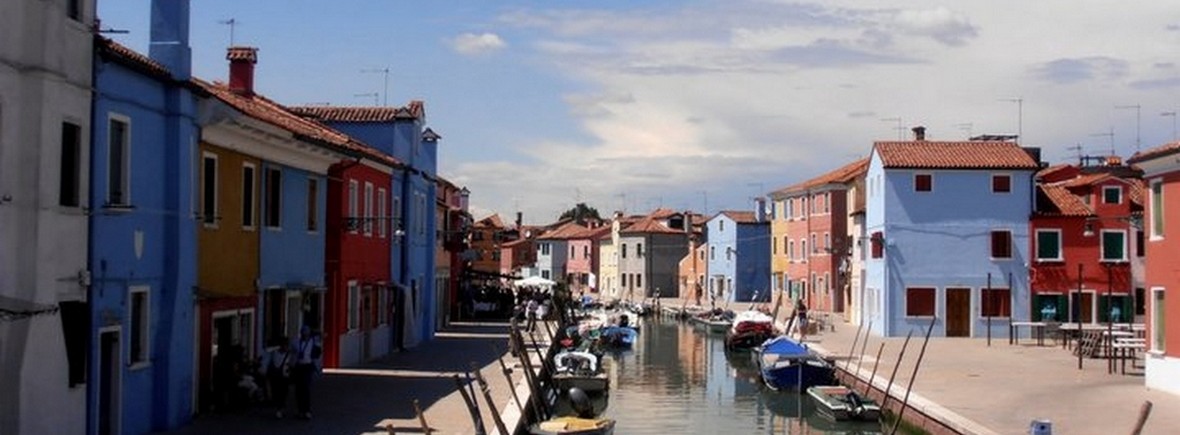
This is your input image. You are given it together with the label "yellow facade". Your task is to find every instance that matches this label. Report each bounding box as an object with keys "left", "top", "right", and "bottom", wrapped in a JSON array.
[
  {"left": 198, "top": 143, "right": 260, "bottom": 297},
  {"left": 769, "top": 199, "right": 790, "bottom": 292}
]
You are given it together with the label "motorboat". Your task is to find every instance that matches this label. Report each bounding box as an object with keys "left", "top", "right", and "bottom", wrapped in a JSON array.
[
  {"left": 806, "top": 385, "right": 882, "bottom": 422},
  {"left": 725, "top": 310, "right": 776, "bottom": 350},
  {"left": 757, "top": 335, "right": 833, "bottom": 391},
  {"left": 552, "top": 351, "right": 609, "bottom": 393}
]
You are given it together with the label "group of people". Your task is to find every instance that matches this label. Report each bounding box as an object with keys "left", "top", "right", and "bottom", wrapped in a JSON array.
[
  {"left": 216, "top": 325, "right": 322, "bottom": 420},
  {"left": 515, "top": 288, "right": 552, "bottom": 333}
]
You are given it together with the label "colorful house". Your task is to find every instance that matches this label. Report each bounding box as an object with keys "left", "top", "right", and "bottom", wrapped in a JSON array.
[
  {"left": 769, "top": 158, "right": 867, "bottom": 312},
  {"left": 1127, "top": 143, "right": 1180, "bottom": 395},
  {"left": 87, "top": 4, "right": 198, "bottom": 430},
  {"left": 434, "top": 178, "right": 471, "bottom": 328},
  {"left": 599, "top": 214, "right": 642, "bottom": 300},
  {"left": 534, "top": 221, "right": 585, "bottom": 283},
  {"left": 845, "top": 172, "right": 868, "bottom": 324},
  {"left": 0, "top": 0, "right": 94, "bottom": 432},
  {"left": 1030, "top": 162, "right": 1143, "bottom": 324},
  {"left": 704, "top": 210, "right": 771, "bottom": 303},
  {"left": 566, "top": 223, "right": 610, "bottom": 294},
  {"left": 289, "top": 104, "right": 441, "bottom": 348},
  {"left": 618, "top": 209, "right": 690, "bottom": 299},
  {"left": 678, "top": 242, "right": 709, "bottom": 305},
  {"left": 470, "top": 214, "right": 508, "bottom": 280},
  {"left": 864, "top": 128, "right": 1039, "bottom": 337}
]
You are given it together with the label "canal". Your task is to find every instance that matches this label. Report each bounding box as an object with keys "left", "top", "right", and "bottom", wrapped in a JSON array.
[{"left": 595, "top": 317, "right": 884, "bottom": 434}]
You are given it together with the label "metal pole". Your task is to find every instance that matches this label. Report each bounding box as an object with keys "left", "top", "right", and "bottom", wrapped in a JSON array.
[
  {"left": 987, "top": 272, "right": 992, "bottom": 347},
  {"left": 1077, "top": 263, "right": 1084, "bottom": 370},
  {"left": 845, "top": 321, "right": 865, "bottom": 372},
  {"left": 1108, "top": 264, "right": 1114, "bottom": 374},
  {"left": 889, "top": 316, "right": 937, "bottom": 435},
  {"left": 879, "top": 330, "right": 914, "bottom": 412},
  {"left": 855, "top": 325, "right": 872, "bottom": 384},
  {"left": 866, "top": 343, "right": 886, "bottom": 397}
]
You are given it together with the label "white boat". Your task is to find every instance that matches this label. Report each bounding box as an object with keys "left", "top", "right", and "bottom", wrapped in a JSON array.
[{"left": 552, "top": 351, "right": 609, "bottom": 393}]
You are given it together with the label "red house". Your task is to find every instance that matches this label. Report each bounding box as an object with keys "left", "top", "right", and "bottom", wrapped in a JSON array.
[
  {"left": 324, "top": 150, "right": 399, "bottom": 368},
  {"left": 1128, "top": 144, "right": 1180, "bottom": 395},
  {"left": 1030, "top": 161, "right": 1143, "bottom": 324}
]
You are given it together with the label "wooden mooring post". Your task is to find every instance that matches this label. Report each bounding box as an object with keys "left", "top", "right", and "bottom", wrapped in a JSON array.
[
  {"left": 889, "top": 316, "right": 937, "bottom": 435},
  {"left": 879, "top": 330, "right": 914, "bottom": 412}
]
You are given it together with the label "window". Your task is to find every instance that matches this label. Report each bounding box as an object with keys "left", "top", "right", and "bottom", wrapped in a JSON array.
[
  {"left": 621, "top": 243, "right": 627, "bottom": 259},
  {"left": 307, "top": 179, "right": 318, "bottom": 232},
  {"left": 726, "top": 247, "right": 732, "bottom": 261},
  {"left": 801, "top": 240, "right": 807, "bottom": 259},
  {"left": 810, "top": 233, "right": 817, "bottom": 254},
  {"left": 622, "top": 274, "right": 629, "bottom": 287},
  {"left": 992, "top": 174, "right": 1011, "bottom": 193},
  {"left": 1151, "top": 180, "right": 1164, "bottom": 238},
  {"left": 1101, "top": 230, "right": 1126, "bottom": 261},
  {"left": 824, "top": 232, "right": 830, "bottom": 253},
  {"left": 786, "top": 199, "right": 794, "bottom": 218},
  {"left": 201, "top": 153, "right": 218, "bottom": 226},
  {"left": 773, "top": 236, "right": 778, "bottom": 255},
  {"left": 824, "top": 193, "right": 830, "bottom": 213},
  {"left": 870, "top": 232, "right": 883, "bottom": 258},
  {"left": 67, "top": 0, "right": 81, "bottom": 20},
  {"left": 264, "top": 168, "right": 281, "bottom": 228},
  {"left": 363, "top": 182, "right": 374, "bottom": 236},
  {"left": 129, "top": 286, "right": 150, "bottom": 366},
  {"left": 788, "top": 240, "right": 795, "bottom": 260},
  {"left": 1103, "top": 186, "right": 1122, "bottom": 204},
  {"left": 982, "top": 288, "right": 1011, "bottom": 317},
  {"left": 1151, "top": 288, "right": 1166, "bottom": 352},
  {"left": 914, "top": 173, "right": 932, "bottom": 192},
  {"left": 905, "top": 287, "right": 936, "bottom": 316},
  {"left": 583, "top": 245, "right": 590, "bottom": 258},
  {"left": 1035, "top": 229, "right": 1061, "bottom": 261},
  {"left": 824, "top": 272, "right": 831, "bottom": 291},
  {"left": 570, "top": 245, "right": 575, "bottom": 258},
  {"left": 719, "top": 220, "right": 725, "bottom": 231},
  {"left": 241, "top": 164, "right": 255, "bottom": 228},
  {"left": 59, "top": 122, "right": 81, "bottom": 207},
  {"left": 108, "top": 116, "right": 130, "bottom": 206},
  {"left": 348, "top": 180, "right": 358, "bottom": 234},
  {"left": 347, "top": 281, "right": 359, "bottom": 331},
  {"left": 638, "top": 243, "right": 644, "bottom": 257},
  {"left": 991, "top": 230, "right": 1012, "bottom": 259},
  {"left": 377, "top": 188, "right": 387, "bottom": 238},
  {"left": 709, "top": 246, "right": 714, "bottom": 260},
  {"left": 541, "top": 270, "right": 550, "bottom": 280},
  {"left": 1136, "top": 230, "right": 1145, "bottom": 257},
  {"left": 636, "top": 274, "right": 642, "bottom": 288}
]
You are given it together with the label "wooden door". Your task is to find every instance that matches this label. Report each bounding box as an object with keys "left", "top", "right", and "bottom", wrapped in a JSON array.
[
  {"left": 1080, "top": 292, "right": 1094, "bottom": 323},
  {"left": 945, "top": 288, "right": 971, "bottom": 337}
]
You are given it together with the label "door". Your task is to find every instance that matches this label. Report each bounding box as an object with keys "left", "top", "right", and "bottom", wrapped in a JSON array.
[
  {"left": 98, "top": 329, "right": 121, "bottom": 435},
  {"left": 361, "top": 286, "right": 373, "bottom": 360},
  {"left": 1079, "top": 292, "right": 1094, "bottom": 323},
  {"left": 945, "top": 288, "right": 971, "bottom": 337}
]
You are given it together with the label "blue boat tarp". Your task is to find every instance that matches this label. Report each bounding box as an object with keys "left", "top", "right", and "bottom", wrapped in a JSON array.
[{"left": 761, "top": 336, "right": 809, "bottom": 357}]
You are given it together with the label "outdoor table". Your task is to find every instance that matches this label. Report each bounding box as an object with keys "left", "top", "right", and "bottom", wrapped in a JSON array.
[
  {"left": 1009, "top": 321, "right": 1047, "bottom": 346},
  {"left": 1112, "top": 339, "right": 1147, "bottom": 374}
]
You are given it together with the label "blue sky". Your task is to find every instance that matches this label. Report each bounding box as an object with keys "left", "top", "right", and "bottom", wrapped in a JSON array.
[{"left": 100, "top": 1, "right": 1180, "bottom": 224}]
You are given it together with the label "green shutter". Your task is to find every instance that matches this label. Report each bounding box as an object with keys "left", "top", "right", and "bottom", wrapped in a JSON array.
[
  {"left": 1102, "top": 232, "right": 1125, "bottom": 260},
  {"left": 1037, "top": 231, "right": 1060, "bottom": 260}
]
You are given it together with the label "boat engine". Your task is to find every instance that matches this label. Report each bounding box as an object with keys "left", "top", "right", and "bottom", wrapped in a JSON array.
[{"left": 568, "top": 388, "right": 595, "bottom": 418}]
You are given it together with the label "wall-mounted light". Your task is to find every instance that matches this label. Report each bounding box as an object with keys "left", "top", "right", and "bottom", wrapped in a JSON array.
[{"left": 1083, "top": 222, "right": 1095, "bottom": 237}]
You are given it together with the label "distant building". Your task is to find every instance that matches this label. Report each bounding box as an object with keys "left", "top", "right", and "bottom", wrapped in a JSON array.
[
  {"left": 534, "top": 221, "right": 586, "bottom": 283},
  {"left": 618, "top": 209, "right": 691, "bottom": 299},
  {"left": 704, "top": 210, "right": 771, "bottom": 303},
  {"left": 566, "top": 223, "right": 610, "bottom": 294}
]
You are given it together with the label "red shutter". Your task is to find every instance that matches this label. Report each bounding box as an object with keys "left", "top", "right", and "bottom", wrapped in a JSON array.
[{"left": 871, "top": 232, "right": 884, "bottom": 258}]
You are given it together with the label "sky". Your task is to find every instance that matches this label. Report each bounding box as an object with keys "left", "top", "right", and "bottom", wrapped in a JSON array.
[{"left": 99, "top": 1, "right": 1180, "bottom": 224}]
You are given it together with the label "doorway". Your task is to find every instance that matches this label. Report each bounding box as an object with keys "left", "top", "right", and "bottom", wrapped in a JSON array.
[
  {"left": 1072, "top": 291, "right": 1095, "bottom": 323},
  {"left": 98, "top": 328, "right": 121, "bottom": 435},
  {"left": 361, "top": 285, "right": 373, "bottom": 360},
  {"left": 945, "top": 287, "right": 971, "bottom": 337}
]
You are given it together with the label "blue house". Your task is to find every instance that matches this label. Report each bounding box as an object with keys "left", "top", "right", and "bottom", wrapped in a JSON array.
[
  {"left": 863, "top": 128, "right": 1040, "bottom": 337},
  {"left": 288, "top": 105, "right": 440, "bottom": 348},
  {"left": 705, "top": 211, "right": 771, "bottom": 303},
  {"left": 88, "top": 1, "right": 196, "bottom": 432}
]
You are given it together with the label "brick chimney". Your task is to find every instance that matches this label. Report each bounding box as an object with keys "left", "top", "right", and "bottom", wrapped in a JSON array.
[
  {"left": 226, "top": 46, "right": 258, "bottom": 95},
  {"left": 912, "top": 126, "right": 926, "bottom": 141}
]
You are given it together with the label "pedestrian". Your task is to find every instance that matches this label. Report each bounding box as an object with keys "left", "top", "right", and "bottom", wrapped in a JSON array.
[
  {"left": 265, "top": 337, "right": 292, "bottom": 418},
  {"left": 794, "top": 299, "right": 809, "bottom": 340},
  {"left": 525, "top": 297, "right": 539, "bottom": 332},
  {"left": 291, "top": 325, "right": 322, "bottom": 420}
]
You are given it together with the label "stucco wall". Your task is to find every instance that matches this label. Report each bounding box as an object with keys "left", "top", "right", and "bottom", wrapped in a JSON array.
[{"left": 197, "top": 143, "right": 260, "bottom": 297}]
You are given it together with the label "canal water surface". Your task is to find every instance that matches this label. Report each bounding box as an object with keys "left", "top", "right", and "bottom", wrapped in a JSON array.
[{"left": 596, "top": 317, "right": 884, "bottom": 434}]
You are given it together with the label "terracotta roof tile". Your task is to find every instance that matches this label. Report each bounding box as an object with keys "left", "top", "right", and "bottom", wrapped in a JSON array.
[
  {"left": 873, "top": 141, "right": 1039, "bottom": 169},
  {"left": 620, "top": 216, "right": 682, "bottom": 235},
  {"left": 475, "top": 214, "right": 505, "bottom": 228},
  {"left": 1128, "top": 179, "right": 1146, "bottom": 207},
  {"left": 226, "top": 46, "right": 258, "bottom": 62},
  {"left": 1037, "top": 184, "right": 1092, "bottom": 217},
  {"left": 1058, "top": 173, "right": 1113, "bottom": 189},
  {"left": 287, "top": 101, "right": 425, "bottom": 123},
  {"left": 771, "top": 158, "right": 869, "bottom": 197},
  {"left": 537, "top": 222, "right": 587, "bottom": 240},
  {"left": 1128, "top": 141, "right": 1180, "bottom": 164},
  {"left": 719, "top": 210, "right": 760, "bottom": 224},
  {"left": 98, "top": 38, "right": 171, "bottom": 78},
  {"left": 194, "top": 79, "right": 402, "bottom": 169}
]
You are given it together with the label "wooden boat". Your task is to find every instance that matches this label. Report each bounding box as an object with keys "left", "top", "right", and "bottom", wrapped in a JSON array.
[
  {"left": 757, "top": 335, "right": 833, "bottom": 391},
  {"left": 806, "top": 385, "right": 882, "bottom": 422},
  {"left": 725, "top": 310, "right": 776, "bottom": 350},
  {"left": 552, "top": 351, "right": 609, "bottom": 393},
  {"left": 529, "top": 416, "right": 617, "bottom": 435},
  {"left": 690, "top": 308, "right": 734, "bottom": 333}
]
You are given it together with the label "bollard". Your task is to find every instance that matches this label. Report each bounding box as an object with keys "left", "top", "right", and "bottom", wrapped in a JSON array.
[{"left": 1029, "top": 419, "right": 1052, "bottom": 435}]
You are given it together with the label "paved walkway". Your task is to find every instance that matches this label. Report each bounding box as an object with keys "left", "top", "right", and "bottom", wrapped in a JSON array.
[
  {"left": 661, "top": 297, "right": 1180, "bottom": 434},
  {"left": 161, "top": 321, "right": 532, "bottom": 435}
]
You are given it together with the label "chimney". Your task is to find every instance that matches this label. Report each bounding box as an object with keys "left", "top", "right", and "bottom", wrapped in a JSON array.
[
  {"left": 149, "top": 0, "right": 191, "bottom": 80},
  {"left": 754, "top": 197, "right": 767, "bottom": 222},
  {"left": 227, "top": 46, "right": 258, "bottom": 95},
  {"left": 912, "top": 126, "right": 926, "bottom": 141},
  {"left": 515, "top": 212, "right": 523, "bottom": 229}
]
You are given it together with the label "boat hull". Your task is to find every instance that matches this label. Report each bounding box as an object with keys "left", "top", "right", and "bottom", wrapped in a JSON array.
[
  {"left": 725, "top": 328, "right": 775, "bottom": 350},
  {"left": 553, "top": 373, "right": 610, "bottom": 393},
  {"left": 530, "top": 417, "right": 617, "bottom": 435},
  {"left": 806, "top": 386, "right": 882, "bottom": 422},
  {"left": 759, "top": 359, "right": 833, "bottom": 391}
]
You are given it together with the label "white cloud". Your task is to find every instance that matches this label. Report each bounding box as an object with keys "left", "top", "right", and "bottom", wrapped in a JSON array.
[{"left": 449, "top": 32, "right": 507, "bottom": 56}]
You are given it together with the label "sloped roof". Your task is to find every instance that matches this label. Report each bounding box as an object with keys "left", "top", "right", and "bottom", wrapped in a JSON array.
[
  {"left": 1036, "top": 163, "right": 1080, "bottom": 183},
  {"left": 873, "top": 141, "right": 1039, "bottom": 169},
  {"left": 570, "top": 225, "right": 612, "bottom": 240},
  {"left": 771, "top": 158, "right": 869, "bottom": 197},
  {"left": 537, "top": 222, "right": 588, "bottom": 240},
  {"left": 475, "top": 214, "right": 505, "bottom": 228},
  {"left": 1057, "top": 172, "right": 1115, "bottom": 189},
  {"left": 1128, "top": 141, "right": 1180, "bottom": 164},
  {"left": 648, "top": 208, "right": 680, "bottom": 219},
  {"left": 195, "top": 79, "right": 402, "bottom": 168},
  {"left": 620, "top": 216, "right": 683, "bottom": 235},
  {"left": 1128, "top": 179, "right": 1146, "bottom": 208},
  {"left": 1037, "top": 184, "right": 1092, "bottom": 217},
  {"left": 98, "top": 38, "right": 172, "bottom": 79},
  {"left": 718, "top": 210, "right": 762, "bottom": 224},
  {"left": 287, "top": 103, "right": 425, "bottom": 123}
]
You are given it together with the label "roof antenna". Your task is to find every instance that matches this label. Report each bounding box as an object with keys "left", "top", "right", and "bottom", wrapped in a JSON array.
[
  {"left": 354, "top": 92, "right": 379, "bottom": 106},
  {"left": 1066, "top": 144, "right": 1083, "bottom": 165},
  {"left": 218, "top": 18, "right": 238, "bottom": 46},
  {"left": 361, "top": 68, "right": 390, "bottom": 106}
]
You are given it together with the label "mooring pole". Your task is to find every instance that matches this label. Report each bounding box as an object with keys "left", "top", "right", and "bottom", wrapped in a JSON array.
[
  {"left": 845, "top": 321, "right": 865, "bottom": 372},
  {"left": 865, "top": 342, "right": 887, "bottom": 398},
  {"left": 987, "top": 272, "right": 993, "bottom": 347},
  {"left": 890, "top": 316, "right": 937, "bottom": 435},
  {"left": 879, "top": 330, "right": 914, "bottom": 412}
]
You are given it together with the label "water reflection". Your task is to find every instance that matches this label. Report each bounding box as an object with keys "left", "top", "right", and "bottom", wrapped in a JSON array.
[{"left": 598, "top": 318, "right": 882, "bottom": 434}]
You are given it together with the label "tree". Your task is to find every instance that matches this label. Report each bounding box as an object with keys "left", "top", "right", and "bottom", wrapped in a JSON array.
[{"left": 559, "top": 203, "right": 602, "bottom": 225}]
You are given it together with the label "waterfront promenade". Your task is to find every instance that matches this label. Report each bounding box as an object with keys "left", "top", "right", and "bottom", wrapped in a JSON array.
[
  {"left": 663, "top": 297, "right": 1180, "bottom": 435},
  {"left": 163, "top": 320, "right": 528, "bottom": 435}
]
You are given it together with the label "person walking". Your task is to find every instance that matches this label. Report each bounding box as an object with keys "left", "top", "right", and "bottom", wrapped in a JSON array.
[
  {"left": 794, "top": 299, "right": 809, "bottom": 341},
  {"left": 265, "top": 337, "right": 292, "bottom": 418},
  {"left": 525, "top": 297, "right": 539, "bottom": 332},
  {"left": 291, "top": 326, "right": 321, "bottom": 420}
]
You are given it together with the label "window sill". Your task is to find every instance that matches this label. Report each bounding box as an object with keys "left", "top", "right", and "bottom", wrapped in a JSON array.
[
  {"left": 904, "top": 315, "right": 936, "bottom": 320},
  {"left": 1100, "top": 260, "right": 1129, "bottom": 264},
  {"left": 266, "top": 226, "right": 283, "bottom": 232},
  {"left": 1034, "top": 258, "right": 1064, "bottom": 263},
  {"left": 1147, "top": 350, "right": 1166, "bottom": 358},
  {"left": 102, "top": 204, "right": 136, "bottom": 214},
  {"left": 128, "top": 361, "right": 151, "bottom": 371}
]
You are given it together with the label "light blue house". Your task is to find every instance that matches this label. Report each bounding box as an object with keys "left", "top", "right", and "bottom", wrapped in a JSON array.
[
  {"left": 705, "top": 211, "right": 771, "bottom": 303},
  {"left": 88, "top": 1, "right": 197, "bottom": 432},
  {"left": 863, "top": 129, "right": 1040, "bottom": 337},
  {"left": 288, "top": 104, "right": 440, "bottom": 348}
]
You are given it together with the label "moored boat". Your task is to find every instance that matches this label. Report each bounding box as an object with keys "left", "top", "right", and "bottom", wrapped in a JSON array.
[
  {"left": 690, "top": 308, "right": 734, "bottom": 333},
  {"left": 725, "top": 310, "right": 776, "bottom": 350},
  {"left": 552, "top": 351, "right": 609, "bottom": 393},
  {"left": 529, "top": 416, "right": 617, "bottom": 435},
  {"left": 806, "top": 385, "right": 882, "bottom": 422},
  {"left": 757, "top": 335, "right": 833, "bottom": 390}
]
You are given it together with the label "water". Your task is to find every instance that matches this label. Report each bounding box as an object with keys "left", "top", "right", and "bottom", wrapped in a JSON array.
[{"left": 594, "top": 318, "right": 883, "bottom": 434}]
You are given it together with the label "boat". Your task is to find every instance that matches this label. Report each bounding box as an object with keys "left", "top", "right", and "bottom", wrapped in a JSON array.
[
  {"left": 806, "top": 385, "right": 882, "bottom": 422},
  {"left": 691, "top": 308, "right": 734, "bottom": 333},
  {"left": 725, "top": 310, "right": 776, "bottom": 350},
  {"left": 552, "top": 351, "right": 609, "bottom": 393},
  {"left": 598, "top": 326, "right": 638, "bottom": 348},
  {"left": 757, "top": 335, "right": 833, "bottom": 391},
  {"left": 529, "top": 416, "right": 617, "bottom": 435}
]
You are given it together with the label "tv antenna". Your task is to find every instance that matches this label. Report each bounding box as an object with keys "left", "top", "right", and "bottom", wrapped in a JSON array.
[
  {"left": 1090, "top": 128, "right": 1115, "bottom": 156},
  {"left": 880, "top": 117, "right": 903, "bottom": 140},
  {"left": 218, "top": 18, "right": 238, "bottom": 46},
  {"left": 954, "top": 122, "right": 973, "bottom": 139},
  {"left": 1115, "top": 104, "right": 1141, "bottom": 151},
  {"left": 999, "top": 97, "right": 1023, "bottom": 144},
  {"left": 354, "top": 92, "right": 379, "bottom": 106},
  {"left": 361, "top": 67, "right": 390, "bottom": 106},
  {"left": 1163, "top": 111, "right": 1178, "bottom": 142},
  {"left": 1066, "top": 144, "right": 1083, "bottom": 164}
]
